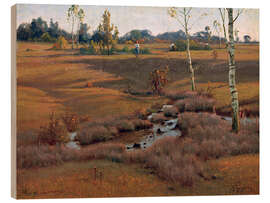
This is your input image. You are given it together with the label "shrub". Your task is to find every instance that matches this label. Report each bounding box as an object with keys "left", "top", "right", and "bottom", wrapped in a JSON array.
[
  {"left": 77, "top": 125, "right": 113, "bottom": 145},
  {"left": 171, "top": 93, "right": 215, "bottom": 113},
  {"left": 115, "top": 120, "right": 135, "bottom": 132},
  {"left": 61, "top": 112, "right": 80, "bottom": 132},
  {"left": 106, "top": 126, "right": 119, "bottom": 137},
  {"left": 164, "top": 90, "right": 198, "bottom": 100},
  {"left": 38, "top": 113, "right": 69, "bottom": 145},
  {"left": 149, "top": 102, "right": 164, "bottom": 112},
  {"left": 41, "top": 32, "right": 56, "bottom": 42},
  {"left": 17, "top": 143, "right": 125, "bottom": 169},
  {"left": 150, "top": 113, "right": 167, "bottom": 123},
  {"left": 131, "top": 119, "right": 153, "bottom": 130},
  {"left": 51, "top": 36, "right": 68, "bottom": 49},
  {"left": 184, "top": 96, "right": 215, "bottom": 112},
  {"left": 163, "top": 106, "right": 179, "bottom": 117},
  {"left": 79, "top": 40, "right": 99, "bottom": 55},
  {"left": 174, "top": 100, "right": 186, "bottom": 112},
  {"left": 150, "top": 66, "right": 169, "bottom": 95},
  {"left": 131, "top": 47, "right": 151, "bottom": 55},
  {"left": 174, "top": 40, "right": 212, "bottom": 51},
  {"left": 133, "top": 108, "right": 149, "bottom": 120},
  {"left": 121, "top": 46, "right": 130, "bottom": 53}
]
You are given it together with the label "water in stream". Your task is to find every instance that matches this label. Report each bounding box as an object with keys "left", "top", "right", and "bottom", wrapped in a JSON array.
[
  {"left": 126, "top": 107, "right": 181, "bottom": 151},
  {"left": 65, "top": 105, "right": 257, "bottom": 151},
  {"left": 65, "top": 132, "right": 80, "bottom": 150}
]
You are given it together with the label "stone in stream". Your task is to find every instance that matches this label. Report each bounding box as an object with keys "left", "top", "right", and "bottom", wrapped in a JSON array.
[{"left": 133, "top": 143, "right": 141, "bottom": 149}]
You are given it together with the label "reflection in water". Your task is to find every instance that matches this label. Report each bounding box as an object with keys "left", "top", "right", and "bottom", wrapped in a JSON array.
[{"left": 126, "top": 117, "right": 181, "bottom": 151}]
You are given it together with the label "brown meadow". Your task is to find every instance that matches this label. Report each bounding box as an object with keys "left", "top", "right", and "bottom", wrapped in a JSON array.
[{"left": 16, "top": 41, "right": 259, "bottom": 198}]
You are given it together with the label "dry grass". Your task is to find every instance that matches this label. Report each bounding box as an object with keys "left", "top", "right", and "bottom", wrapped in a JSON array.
[
  {"left": 17, "top": 41, "right": 258, "bottom": 137},
  {"left": 163, "top": 106, "right": 179, "bottom": 117},
  {"left": 16, "top": 42, "right": 259, "bottom": 197},
  {"left": 150, "top": 113, "right": 167, "bottom": 123},
  {"left": 17, "top": 142, "right": 125, "bottom": 169},
  {"left": 17, "top": 154, "right": 259, "bottom": 199}
]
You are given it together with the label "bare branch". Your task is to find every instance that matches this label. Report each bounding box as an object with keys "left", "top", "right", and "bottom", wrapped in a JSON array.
[
  {"left": 233, "top": 9, "right": 244, "bottom": 23},
  {"left": 219, "top": 8, "right": 227, "bottom": 41}
]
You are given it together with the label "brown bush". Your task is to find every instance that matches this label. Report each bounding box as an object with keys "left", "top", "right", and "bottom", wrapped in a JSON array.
[
  {"left": 174, "top": 100, "right": 186, "bottom": 112},
  {"left": 133, "top": 108, "right": 149, "bottom": 120},
  {"left": 163, "top": 106, "right": 179, "bottom": 117},
  {"left": 38, "top": 113, "right": 69, "bottom": 145},
  {"left": 164, "top": 90, "right": 198, "bottom": 100},
  {"left": 77, "top": 125, "right": 113, "bottom": 145},
  {"left": 178, "top": 112, "right": 259, "bottom": 156},
  {"left": 131, "top": 119, "right": 153, "bottom": 130},
  {"left": 184, "top": 96, "right": 215, "bottom": 112},
  {"left": 61, "top": 112, "right": 80, "bottom": 132},
  {"left": 147, "top": 102, "right": 164, "bottom": 114},
  {"left": 51, "top": 36, "right": 68, "bottom": 49},
  {"left": 17, "top": 143, "right": 125, "bottom": 169},
  {"left": 115, "top": 120, "right": 135, "bottom": 132},
  {"left": 150, "top": 113, "right": 167, "bottom": 123}
]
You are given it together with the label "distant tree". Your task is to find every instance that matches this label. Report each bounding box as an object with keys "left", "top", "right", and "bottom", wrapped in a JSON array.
[
  {"left": 244, "top": 35, "right": 251, "bottom": 43},
  {"left": 75, "top": 8, "right": 85, "bottom": 47},
  {"left": 48, "top": 18, "right": 60, "bottom": 39},
  {"left": 17, "top": 23, "right": 32, "bottom": 41},
  {"left": 219, "top": 8, "right": 243, "bottom": 133},
  {"left": 67, "top": 5, "right": 79, "bottom": 49},
  {"left": 30, "top": 17, "right": 48, "bottom": 40},
  {"left": 119, "top": 29, "right": 154, "bottom": 43},
  {"left": 79, "top": 23, "right": 90, "bottom": 43},
  {"left": 91, "top": 30, "right": 105, "bottom": 52},
  {"left": 156, "top": 29, "right": 186, "bottom": 42},
  {"left": 41, "top": 32, "right": 53, "bottom": 42},
  {"left": 98, "top": 9, "right": 118, "bottom": 55},
  {"left": 130, "top": 30, "right": 142, "bottom": 42}
]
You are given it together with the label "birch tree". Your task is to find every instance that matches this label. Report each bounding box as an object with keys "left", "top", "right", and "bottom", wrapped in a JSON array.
[
  {"left": 67, "top": 5, "right": 81, "bottom": 49},
  {"left": 168, "top": 7, "right": 206, "bottom": 91},
  {"left": 219, "top": 8, "right": 243, "bottom": 133},
  {"left": 76, "top": 8, "right": 85, "bottom": 47}
]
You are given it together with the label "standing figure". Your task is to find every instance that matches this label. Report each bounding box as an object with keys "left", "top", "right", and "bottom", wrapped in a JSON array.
[{"left": 135, "top": 40, "right": 140, "bottom": 57}]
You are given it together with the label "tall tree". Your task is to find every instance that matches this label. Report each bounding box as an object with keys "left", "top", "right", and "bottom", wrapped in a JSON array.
[
  {"left": 30, "top": 17, "right": 48, "bottom": 40},
  {"left": 169, "top": 7, "right": 203, "bottom": 91},
  {"left": 76, "top": 8, "right": 85, "bottom": 47},
  {"left": 219, "top": 8, "right": 243, "bottom": 133},
  {"left": 79, "top": 23, "right": 90, "bottom": 43},
  {"left": 67, "top": 5, "right": 79, "bottom": 49},
  {"left": 98, "top": 9, "right": 117, "bottom": 55}
]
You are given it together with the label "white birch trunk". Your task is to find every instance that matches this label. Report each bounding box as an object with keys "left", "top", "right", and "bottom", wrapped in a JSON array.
[
  {"left": 227, "top": 8, "right": 240, "bottom": 132},
  {"left": 184, "top": 9, "right": 196, "bottom": 91},
  {"left": 71, "top": 16, "right": 74, "bottom": 49}
]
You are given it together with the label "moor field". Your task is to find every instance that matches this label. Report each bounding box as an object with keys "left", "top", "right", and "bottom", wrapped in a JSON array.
[{"left": 16, "top": 41, "right": 259, "bottom": 198}]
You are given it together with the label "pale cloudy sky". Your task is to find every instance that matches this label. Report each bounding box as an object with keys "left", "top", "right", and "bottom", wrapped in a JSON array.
[{"left": 16, "top": 4, "right": 259, "bottom": 41}]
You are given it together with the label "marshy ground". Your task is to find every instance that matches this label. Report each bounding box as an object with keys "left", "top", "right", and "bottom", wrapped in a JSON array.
[{"left": 16, "top": 42, "right": 259, "bottom": 198}]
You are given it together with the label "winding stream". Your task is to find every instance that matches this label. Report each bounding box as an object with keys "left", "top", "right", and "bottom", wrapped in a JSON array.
[{"left": 65, "top": 105, "right": 257, "bottom": 151}]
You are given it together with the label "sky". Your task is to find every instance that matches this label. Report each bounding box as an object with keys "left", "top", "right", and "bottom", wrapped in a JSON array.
[{"left": 16, "top": 4, "right": 259, "bottom": 41}]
